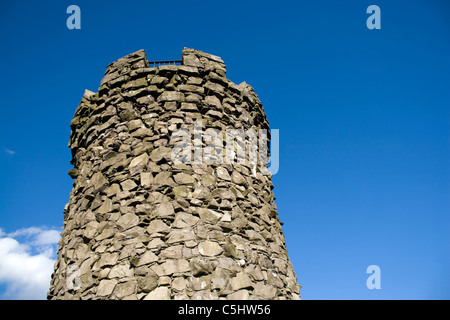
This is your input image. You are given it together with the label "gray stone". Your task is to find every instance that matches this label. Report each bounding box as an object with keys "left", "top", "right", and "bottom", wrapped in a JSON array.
[
  {"left": 159, "top": 245, "right": 183, "bottom": 259},
  {"left": 211, "top": 268, "right": 231, "bottom": 292},
  {"left": 231, "top": 171, "right": 247, "bottom": 186},
  {"left": 204, "top": 95, "right": 222, "bottom": 109},
  {"left": 108, "top": 263, "right": 133, "bottom": 279},
  {"left": 130, "top": 153, "right": 149, "bottom": 168},
  {"left": 198, "top": 240, "right": 223, "bottom": 257},
  {"left": 155, "top": 201, "right": 174, "bottom": 218},
  {"left": 153, "top": 259, "right": 190, "bottom": 276},
  {"left": 227, "top": 289, "right": 250, "bottom": 300},
  {"left": 171, "top": 277, "right": 187, "bottom": 291},
  {"left": 131, "top": 127, "right": 153, "bottom": 138},
  {"left": 216, "top": 167, "right": 231, "bottom": 181},
  {"left": 84, "top": 220, "right": 99, "bottom": 239},
  {"left": 192, "top": 186, "right": 210, "bottom": 200},
  {"left": 173, "top": 186, "right": 189, "bottom": 199},
  {"left": 157, "top": 91, "right": 185, "bottom": 102},
  {"left": 127, "top": 119, "right": 144, "bottom": 132},
  {"left": 150, "top": 146, "right": 171, "bottom": 163},
  {"left": 144, "top": 287, "right": 171, "bottom": 300},
  {"left": 147, "top": 219, "right": 170, "bottom": 234},
  {"left": 181, "top": 102, "right": 198, "bottom": 112},
  {"left": 120, "top": 179, "right": 138, "bottom": 191},
  {"left": 230, "top": 272, "right": 253, "bottom": 291},
  {"left": 188, "top": 275, "right": 210, "bottom": 291},
  {"left": 174, "top": 172, "right": 195, "bottom": 185},
  {"left": 140, "top": 172, "right": 153, "bottom": 187},
  {"left": 173, "top": 212, "right": 199, "bottom": 228},
  {"left": 191, "top": 290, "right": 218, "bottom": 300},
  {"left": 197, "top": 208, "right": 222, "bottom": 224},
  {"left": 96, "top": 253, "right": 119, "bottom": 268},
  {"left": 167, "top": 229, "right": 195, "bottom": 244},
  {"left": 135, "top": 251, "right": 158, "bottom": 266},
  {"left": 151, "top": 76, "right": 168, "bottom": 85},
  {"left": 190, "top": 257, "right": 213, "bottom": 276},
  {"left": 182, "top": 54, "right": 202, "bottom": 67},
  {"left": 117, "top": 213, "right": 139, "bottom": 230},
  {"left": 138, "top": 273, "right": 159, "bottom": 293},
  {"left": 112, "top": 281, "right": 137, "bottom": 299},
  {"left": 97, "top": 198, "right": 113, "bottom": 214},
  {"left": 201, "top": 174, "right": 217, "bottom": 187},
  {"left": 253, "top": 283, "right": 277, "bottom": 299},
  {"left": 154, "top": 171, "right": 175, "bottom": 186},
  {"left": 95, "top": 227, "right": 116, "bottom": 241},
  {"left": 97, "top": 279, "right": 118, "bottom": 297}
]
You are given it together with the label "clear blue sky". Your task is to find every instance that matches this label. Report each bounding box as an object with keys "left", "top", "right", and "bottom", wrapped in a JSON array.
[{"left": 0, "top": 0, "right": 448, "bottom": 299}]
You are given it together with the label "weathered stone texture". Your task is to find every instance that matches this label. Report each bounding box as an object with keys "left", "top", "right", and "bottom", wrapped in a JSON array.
[{"left": 48, "top": 48, "right": 301, "bottom": 300}]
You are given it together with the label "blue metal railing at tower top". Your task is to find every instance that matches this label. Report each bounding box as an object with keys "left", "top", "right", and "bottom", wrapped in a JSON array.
[{"left": 148, "top": 60, "right": 182, "bottom": 68}]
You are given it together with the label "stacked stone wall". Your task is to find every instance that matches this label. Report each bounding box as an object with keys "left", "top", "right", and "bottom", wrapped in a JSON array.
[{"left": 48, "top": 48, "right": 300, "bottom": 300}]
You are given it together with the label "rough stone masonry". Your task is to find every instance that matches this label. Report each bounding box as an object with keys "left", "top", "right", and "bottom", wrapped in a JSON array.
[{"left": 47, "top": 48, "right": 301, "bottom": 300}]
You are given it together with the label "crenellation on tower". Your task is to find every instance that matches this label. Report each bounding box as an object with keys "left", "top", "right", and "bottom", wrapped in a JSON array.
[{"left": 48, "top": 48, "right": 301, "bottom": 300}]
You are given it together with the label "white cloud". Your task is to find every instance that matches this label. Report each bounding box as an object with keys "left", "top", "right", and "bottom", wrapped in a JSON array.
[
  {"left": 0, "top": 226, "right": 60, "bottom": 300},
  {"left": 3, "top": 148, "right": 15, "bottom": 156}
]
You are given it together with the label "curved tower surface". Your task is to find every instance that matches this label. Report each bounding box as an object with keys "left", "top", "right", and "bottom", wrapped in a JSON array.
[{"left": 48, "top": 48, "right": 300, "bottom": 300}]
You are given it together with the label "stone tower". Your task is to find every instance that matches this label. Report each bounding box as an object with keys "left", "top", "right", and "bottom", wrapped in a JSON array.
[{"left": 48, "top": 48, "right": 300, "bottom": 300}]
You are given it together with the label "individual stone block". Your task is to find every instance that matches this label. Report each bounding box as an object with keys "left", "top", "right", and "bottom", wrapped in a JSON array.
[
  {"left": 97, "top": 198, "right": 113, "bottom": 214},
  {"left": 182, "top": 53, "right": 203, "bottom": 68},
  {"left": 159, "top": 245, "right": 183, "bottom": 259},
  {"left": 154, "top": 201, "right": 175, "bottom": 218},
  {"left": 120, "top": 179, "right": 138, "bottom": 191},
  {"left": 129, "top": 153, "right": 149, "bottom": 168},
  {"left": 197, "top": 208, "right": 222, "bottom": 224},
  {"left": 253, "top": 283, "right": 277, "bottom": 299},
  {"left": 227, "top": 289, "right": 250, "bottom": 300},
  {"left": 134, "top": 250, "right": 158, "bottom": 267},
  {"left": 167, "top": 229, "right": 196, "bottom": 244},
  {"left": 198, "top": 240, "right": 223, "bottom": 257},
  {"left": 108, "top": 263, "right": 134, "bottom": 279},
  {"left": 174, "top": 172, "right": 195, "bottom": 185},
  {"left": 173, "top": 212, "right": 199, "bottom": 228},
  {"left": 150, "top": 146, "right": 171, "bottom": 162},
  {"left": 140, "top": 172, "right": 153, "bottom": 187},
  {"left": 144, "top": 287, "right": 171, "bottom": 300},
  {"left": 181, "top": 102, "right": 199, "bottom": 112},
  {"left": 178, "top": 84, "right": 204, "bottom": 94},
  {"left": 150, "top": 76, "right": 169, "bottom": 86},
  {"left": 138, "top": 273, "right": 159, "bottom": 293},
  {"left": 147, "top": 219, "right": 170, "bottom": 234},
  {"left": 112, "top": 281, "right": 137, "bottom": 299},
  {"left": 189, "top": 257, "right": 214, "bottom": 276},
  {"left": 215, "top": 167, "right": 231, "bottom": 181},
  {"left": 97, "top": 279, "right": 118, "bottom": 297},
  {"left": 171, "top": 277, "right": 187, "bottom": 291},
  {"left": 231, "top": 171, "right": 247, "bottom": 186},
  {"left": 204, "top": 95, "right": 222, "bottom": 109},
  {"left": 230, "top": 272, "right": 253, "bottom": 291},
  {"left": 117, "top": 213, "right": 139, "bottom": 230},
  {"left": 152, "top": 259, "right": 190, "bottom": 276},
  {"left": 157, "top": 91, "right": 185, "bottom": 102}
]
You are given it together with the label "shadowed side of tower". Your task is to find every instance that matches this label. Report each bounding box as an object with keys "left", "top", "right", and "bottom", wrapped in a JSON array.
[{"left": 48, "top": 48, "right": 301, "bottom": 300}]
